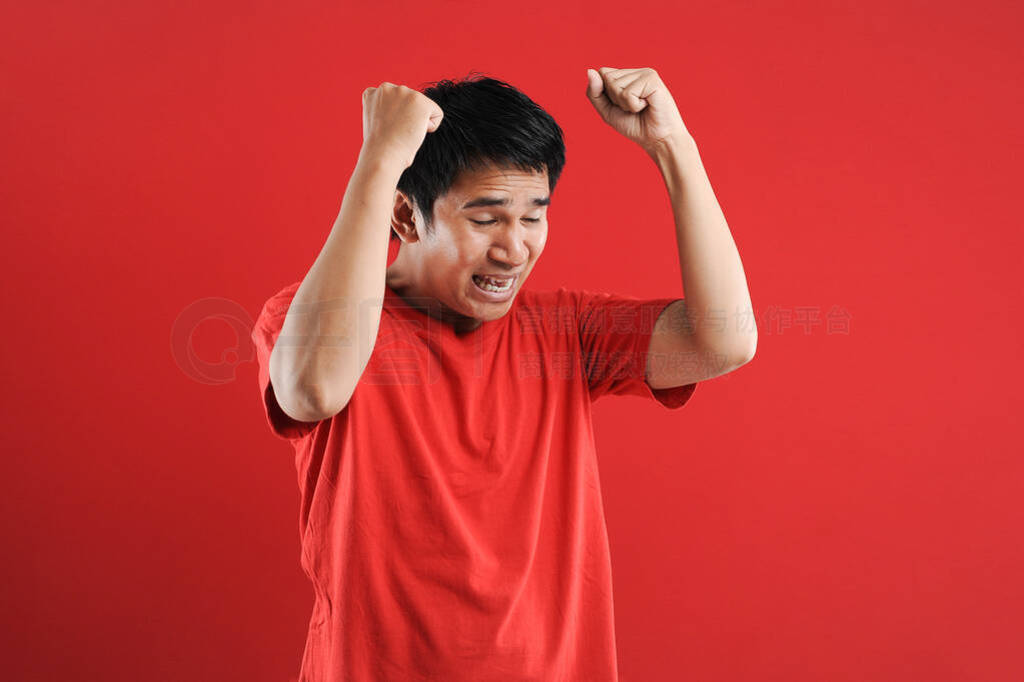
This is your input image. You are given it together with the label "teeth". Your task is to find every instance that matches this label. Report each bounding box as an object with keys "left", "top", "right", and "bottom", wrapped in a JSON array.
[{"left": 474, "top": 275, "right": 513, "bottom": 293}]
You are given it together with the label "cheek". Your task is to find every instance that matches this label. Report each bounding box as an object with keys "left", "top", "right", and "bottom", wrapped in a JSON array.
[
  {"left": 436, "top": 236, "right": 469, "bottom": 265},
  {"left": 461, "top": 232, "right": 492, "bottom": 259},
  {"left": 532, "top": 230, "right": 548, "bottom": 254}
]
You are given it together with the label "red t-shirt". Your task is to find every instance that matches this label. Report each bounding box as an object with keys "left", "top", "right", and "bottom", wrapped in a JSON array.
[{"left": 252, "top": 281, "right": 698, "bottom": 681}]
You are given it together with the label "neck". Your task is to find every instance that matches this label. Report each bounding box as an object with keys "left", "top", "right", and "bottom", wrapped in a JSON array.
[{"left": 386, "top": 263, "right": 483, "bottom": 335}]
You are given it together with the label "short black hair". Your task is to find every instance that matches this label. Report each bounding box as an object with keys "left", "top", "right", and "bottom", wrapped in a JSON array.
[{"left": 393, "top": 73, "right": 566, "bottom": 240}]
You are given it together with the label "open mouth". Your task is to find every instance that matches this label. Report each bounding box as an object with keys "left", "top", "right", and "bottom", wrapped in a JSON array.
[{"left": 471, "top": 274, "right": 516, "bottom": 294}]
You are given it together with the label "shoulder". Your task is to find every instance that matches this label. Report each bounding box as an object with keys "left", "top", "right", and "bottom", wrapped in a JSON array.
[
  {"left": 514, "top": 285, "right": 642, "bottom": 324},
  {"left": 513, "top": 286, "right": 579, "bottom": 319},
  {"left": 514, "top": 285, "right": 579, "bottom": 311},
  {"left": 507, "top": 286, "right": 581, "bottom": 337}
]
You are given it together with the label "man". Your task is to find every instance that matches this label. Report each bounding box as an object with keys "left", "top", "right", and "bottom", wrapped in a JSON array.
[{"left": 252, "top": 68, "right": 756, "bottom": 681}]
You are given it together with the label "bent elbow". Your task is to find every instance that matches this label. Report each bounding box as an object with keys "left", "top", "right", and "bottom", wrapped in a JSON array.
[
  {"left": 273, "top": 379, "right": 340, "bottom": 423},
  {"left": 309, "top": 381, "right": 354, "bottom": 419}
]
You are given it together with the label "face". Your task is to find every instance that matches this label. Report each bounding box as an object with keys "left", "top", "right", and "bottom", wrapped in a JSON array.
[{"left": 388, "top": 162, "right": 550, "bottom": 333}]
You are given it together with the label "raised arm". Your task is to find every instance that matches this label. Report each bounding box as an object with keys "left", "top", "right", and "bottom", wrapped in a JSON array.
[
  {"left": 270, "top": 84, "right": 443, "bottom": 421},
  {"left": 585, "top": 66, "right": 757, "bottom": 388}
]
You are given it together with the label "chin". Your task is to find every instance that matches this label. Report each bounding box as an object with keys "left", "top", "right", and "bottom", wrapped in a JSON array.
[{"left": 483, "top": 304, "right": 513, "bottom": 320}]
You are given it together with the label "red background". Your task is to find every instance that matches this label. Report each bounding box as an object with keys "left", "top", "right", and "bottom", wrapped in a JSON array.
[{"left": 3, "top": 1, "right": 1022, "bottom": 680}]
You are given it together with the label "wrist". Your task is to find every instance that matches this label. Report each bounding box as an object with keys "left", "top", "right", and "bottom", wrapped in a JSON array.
[
  {"left": 645, "top": 132, "right": 699, "bottom": 164},
  {"left": 356, "top": 144, "right": 409, "bottom": 180}
]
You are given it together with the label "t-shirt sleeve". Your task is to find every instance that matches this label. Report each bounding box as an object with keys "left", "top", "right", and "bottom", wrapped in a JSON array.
[
  {"left": 571, "top": 288, "right": 698, "bottom": 409},
  {"left": 250, "top": 283, "right": 326, "bottom": 441}
]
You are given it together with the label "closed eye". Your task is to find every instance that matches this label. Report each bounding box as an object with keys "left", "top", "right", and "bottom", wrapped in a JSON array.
[{"left": 470, "top": 218, "right": 542, "bottom": 226}]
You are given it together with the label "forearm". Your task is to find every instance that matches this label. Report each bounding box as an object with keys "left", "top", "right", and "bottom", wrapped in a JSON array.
[
  {"left": 270, "top": 150, "right": 403, "bottom": 412},
  {"left": 648, "top": 134, "right": 757, "bottom": 361}
]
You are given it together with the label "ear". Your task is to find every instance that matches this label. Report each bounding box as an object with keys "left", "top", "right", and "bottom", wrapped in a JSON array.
[{"left": 391, "top": 190, "right": 422, "bottom": 244}]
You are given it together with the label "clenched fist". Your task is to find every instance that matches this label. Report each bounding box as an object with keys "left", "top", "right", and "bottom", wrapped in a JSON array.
[
  {"left": 361, "top": 83, "right": 445, "bottom": 171},
  {"left": 585, "top": 67, "right": 691, "bottom": 156}
]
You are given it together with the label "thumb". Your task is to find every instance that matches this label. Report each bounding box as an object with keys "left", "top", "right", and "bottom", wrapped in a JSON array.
[
  {"left": 423, "top": 100, "right": 444, "bottom": 133},
  {"left": 586, "top": 68, "right": 613, "bottom": 118},
  {"left": 426, "top": 106, "right": 444, "bottom": 133}
]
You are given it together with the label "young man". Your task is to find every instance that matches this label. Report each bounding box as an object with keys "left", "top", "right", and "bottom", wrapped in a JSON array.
[{"left": 252, "top": 69, "right": 756, "bottom": 681}]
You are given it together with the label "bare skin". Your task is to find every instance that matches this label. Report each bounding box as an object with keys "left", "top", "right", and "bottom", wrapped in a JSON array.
[
  {"left": 385, "top": 163, "right": 550, "bottom": 335},
  {"left": 269, "top": 83, "right": 443, "bottom": 420},
  {"left": 585, "top": 66, "right": 757, "bottom": 386},
  {"left": 271, "top": 67, "right": 756, "bottom": 424}
]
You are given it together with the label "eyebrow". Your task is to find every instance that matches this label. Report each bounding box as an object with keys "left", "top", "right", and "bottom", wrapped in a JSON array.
[{"left": 461, "top": 196, "right": 551, "bottom": 209}]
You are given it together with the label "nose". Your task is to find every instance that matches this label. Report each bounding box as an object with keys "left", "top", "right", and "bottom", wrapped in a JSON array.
[{"left": 489, "top": 223, "right": 529, "bottom": 268}]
